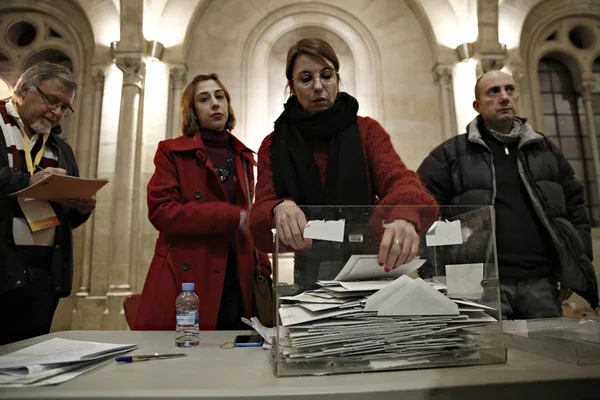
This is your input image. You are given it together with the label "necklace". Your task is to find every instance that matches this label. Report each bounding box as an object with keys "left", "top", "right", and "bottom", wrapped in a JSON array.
[{"left": 214, "top": 147, "right": 233, "bottom": 182}]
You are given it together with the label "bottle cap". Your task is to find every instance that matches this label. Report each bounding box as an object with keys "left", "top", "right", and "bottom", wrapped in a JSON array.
[{"left": 182, "top": 282, "right": 194, "bottom": 291}]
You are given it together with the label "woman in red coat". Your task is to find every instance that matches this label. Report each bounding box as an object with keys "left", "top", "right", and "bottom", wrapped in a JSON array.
[
  {"left": 135, "top": 73, "right": 270, "bottom": 331},
  {"left": 249, "top": 38, "right": 438, "bottom": 290}
]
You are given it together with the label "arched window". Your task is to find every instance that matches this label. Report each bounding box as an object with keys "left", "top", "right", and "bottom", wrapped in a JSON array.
[{"left": 538, "top": 57, "right": 597, "bottom": 224}]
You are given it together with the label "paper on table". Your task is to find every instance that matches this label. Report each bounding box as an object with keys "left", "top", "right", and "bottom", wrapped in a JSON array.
[
  {"left": 334, "top": 255, "right": 425, "bottom": 281},
  {"left": 0, "top": 358, "right": 110, "bottom": 387},
  {"left": 241, "top": 317, "right": 275, "bottom": 345},
  {"left": 445, "top": 263, "right": 484, "bottom": 299},
  {"left": 303, "top": 219, "right": 345, "bottom": 242},
  {"left": 426, "top": 220, "right": 463, "bottom": 247},
  {"left": 8, "top": 173, "right": 108, "bottom": 201},
  {"left": 501, "top": 320, "right": 529, "bottom": 338},
  {"left": 0, "top": 338, "right": 137, "bottom": 370}
]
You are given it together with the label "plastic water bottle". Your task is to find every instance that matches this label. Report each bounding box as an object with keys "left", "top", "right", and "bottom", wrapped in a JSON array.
[{"left": 175, "top": 282, "right": 200, "bottom": 347}]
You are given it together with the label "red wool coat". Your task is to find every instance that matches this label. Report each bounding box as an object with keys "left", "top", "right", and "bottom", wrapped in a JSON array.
[
  {"left": 134, "top": 132, "right": 271, "bottom": 331},
  {"left": 249, "top": 116, "right": 439, "bottom": 253}
]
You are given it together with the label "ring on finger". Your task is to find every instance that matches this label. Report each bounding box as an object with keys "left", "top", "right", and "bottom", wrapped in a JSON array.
[{"left": 393, "top": 239, "right": 400, "bottom": 246}]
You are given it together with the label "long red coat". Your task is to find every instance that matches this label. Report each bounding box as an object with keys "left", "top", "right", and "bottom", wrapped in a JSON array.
[{"left": 134, "top": 132, "right": 271, "bottom": 331}]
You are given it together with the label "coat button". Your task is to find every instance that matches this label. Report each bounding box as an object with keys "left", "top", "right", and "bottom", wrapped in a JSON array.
[
  {"left": 55, "top": 245, "right": 60, "bottom": 250},
  {"left": 193, "top": 190, "right": 202, "bottom": 199},
  {"left": 182, "top": 262, "right": 191, "bottom": 271}
]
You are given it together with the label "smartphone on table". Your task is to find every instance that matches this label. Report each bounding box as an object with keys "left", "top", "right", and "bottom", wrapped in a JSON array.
[{"left": 233, "top": 334, "right": 264, "bottom": 347}]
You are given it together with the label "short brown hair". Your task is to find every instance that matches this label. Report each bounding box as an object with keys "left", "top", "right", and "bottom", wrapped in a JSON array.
[
  {"left": 180, "top": 73, "right": 236, "bottom": 136},
  {"left": 285, "top": 38, "right": 340, "bottom": 93}
]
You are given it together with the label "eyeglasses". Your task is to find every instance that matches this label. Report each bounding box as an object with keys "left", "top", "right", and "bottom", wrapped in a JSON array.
[
  {"left": 293, "top": 69, "right": 338, "bottom": 88},
  {"left": 35, "top": 86, "right": 74, "bottom": 116}
]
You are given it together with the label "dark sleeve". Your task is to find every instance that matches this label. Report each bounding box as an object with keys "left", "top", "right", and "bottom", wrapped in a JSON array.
[
  {"left": 416, "top": 143, "right": 454, "bottom": 207},
  {"left": 0, "top": 167, "right": 30, "bottom": 196},
  {"left": 549, "top": 140, "right": 593, "bottom": 260}
]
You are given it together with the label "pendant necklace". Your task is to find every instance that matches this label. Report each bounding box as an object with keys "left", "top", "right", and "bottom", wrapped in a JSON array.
[{"left": 214, "top": 147, "right": 233, "bottom": 182}]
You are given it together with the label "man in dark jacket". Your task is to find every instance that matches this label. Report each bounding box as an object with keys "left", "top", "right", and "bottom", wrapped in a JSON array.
[
  {"left": 0, "top": 62, "right": 95, "bottom": 344},
  {"left": 417, "top": 70, "right": 598, "bottom": 319}
]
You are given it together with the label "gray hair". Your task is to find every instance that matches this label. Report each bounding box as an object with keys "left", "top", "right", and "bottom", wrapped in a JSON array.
[{"left": 13, "top": 62, "right": 77, "bottom": 102}]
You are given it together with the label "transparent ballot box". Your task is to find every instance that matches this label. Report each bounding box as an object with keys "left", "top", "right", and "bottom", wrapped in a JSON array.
[
  {"left": 502, "top": 317, "right": 600, "bottom": 365},
  {"left": 271, "top": 205, "right": 506, "bottom": 377}
]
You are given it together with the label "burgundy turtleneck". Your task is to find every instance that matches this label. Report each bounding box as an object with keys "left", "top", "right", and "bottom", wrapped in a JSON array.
[{"left": 200, "top": 129, "right": 236, "bottom": 205}]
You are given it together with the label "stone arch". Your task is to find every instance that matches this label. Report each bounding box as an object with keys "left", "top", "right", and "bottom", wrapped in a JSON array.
[
  {"left": 0, "top": 0, "right": 95, "bottom": 146},
  {"left": 241, "top": 2, "right": 384, "bottom": 151},
  {"left": 520, "top": 0, "right": 600, "bottom": 129}
]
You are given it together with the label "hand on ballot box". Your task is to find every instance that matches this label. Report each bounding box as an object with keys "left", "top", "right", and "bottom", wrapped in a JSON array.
[{"left": 378, "top": 219, "right": 419, "bottom": 272}]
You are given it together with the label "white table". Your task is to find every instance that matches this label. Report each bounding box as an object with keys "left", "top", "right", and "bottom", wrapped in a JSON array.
[{"left": 1, "top": 330, "right": 599, "bottom": 399}]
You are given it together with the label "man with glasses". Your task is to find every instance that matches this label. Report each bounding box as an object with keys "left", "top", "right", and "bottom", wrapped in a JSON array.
[{"left": 0, "top": 62, "right": 95, "bottom": 344}]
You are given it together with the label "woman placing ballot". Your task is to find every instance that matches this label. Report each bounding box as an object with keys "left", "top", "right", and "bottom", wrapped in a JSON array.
[
  {"left": 249, "top": 38, "right": 438, "bottom": 290},
  {"left": 134, "top": 74, "right": 270, "bottom": 331}
]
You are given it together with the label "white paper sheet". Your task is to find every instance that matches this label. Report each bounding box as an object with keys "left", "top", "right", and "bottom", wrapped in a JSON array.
[
  {"left": 377, "top": 278, "right": 460, "bottom": 316},
  {"left": 426, "top": 220, "right": 463, "bottom": 246},
  {"left": 334, "top": 255, "right": 426, "bottom": 281},
  {"left": 303, "top": 219, "right": 345, "bottom": 242},
  {"left": 364, "top": 275, "right": 413, "bottom": 312},
  {"left": 445, "top": 263, "right": 484, "bottom": 299},
  {"left": 279, "top": 305, "right": 359, "bottom": 326},
  {"left": 241, "top": 317, "right": 275, "bottom": 345},
  {"left": 0, "top": 338, "right": 138, "bottom": 370}
]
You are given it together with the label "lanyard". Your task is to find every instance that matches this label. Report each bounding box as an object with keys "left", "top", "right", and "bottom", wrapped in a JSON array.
[{"left": 22, "top": 133, "right": 49, "bottom": 175}]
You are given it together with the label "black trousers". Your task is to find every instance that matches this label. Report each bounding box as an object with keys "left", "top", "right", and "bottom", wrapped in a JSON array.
[
  {"left": 0, "top": 276, "right": 59, "bottom": 345},
  {"left": 216, "top": 247, "right": 246, "bottom": 330}
]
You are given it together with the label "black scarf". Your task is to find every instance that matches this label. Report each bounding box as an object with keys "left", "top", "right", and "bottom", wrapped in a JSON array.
[{"left": 270, "top": 92, "right": 369, "bottom": 208}]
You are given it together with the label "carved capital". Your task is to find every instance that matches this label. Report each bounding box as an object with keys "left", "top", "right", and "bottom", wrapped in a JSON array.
[
  {"left": 115, "top": 57, "right": 145, "bottom": 88},
  {"left": 477, "top": 55, "right": 505, "bottom": 74},
  {"left": 169, "top": 66, "right": 188, "bottom": 90},
  {"left": 576, "top": 79, "right": 596, "bottom": 100},
  {"left": 91, "top": 67, "right": 105, "bottom": 91},
  {"left": 433, "top": 65, "right": 453, "bottom": 87}
]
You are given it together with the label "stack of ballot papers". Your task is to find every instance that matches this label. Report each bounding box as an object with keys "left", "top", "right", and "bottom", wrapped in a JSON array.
[
  {"left": 0, "top": 338, "right": 137, "bottom": 387},
  {"left": 278, "top": 274, "right": 497, "bottom": 363}
]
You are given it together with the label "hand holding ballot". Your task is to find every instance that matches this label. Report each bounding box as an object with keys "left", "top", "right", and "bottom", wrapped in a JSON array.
[
  {"left": 273, "top": 200, "right": 313, "bottom": 251},
  {"left": 379, "top": 219, "right": 419, "bottom": 271}
]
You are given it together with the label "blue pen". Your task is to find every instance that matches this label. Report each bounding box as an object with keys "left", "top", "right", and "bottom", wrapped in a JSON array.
[
  {"left": 34, "top": 164, "right": 44, "bottom": 172},
  {"left": 115, "top": 353, "right": 187, "bottom": 363}
]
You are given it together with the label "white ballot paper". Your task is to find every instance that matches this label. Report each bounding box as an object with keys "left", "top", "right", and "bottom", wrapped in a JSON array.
[
  {"left": 445, "top": 263, "right": 484, "bottom": 299},
  {"left": 303, "top": 219, "right": 345, "bottom": 242},
  {"left": 334, "top": 255, "right": 426, "bottom": 281},
  {"left": 426, "top": 220, "right": 463, "bottom": 246}
]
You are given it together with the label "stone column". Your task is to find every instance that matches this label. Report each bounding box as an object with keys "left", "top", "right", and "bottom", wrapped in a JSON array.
[
  {"left": 168, "top": 65, "right": 187, "bottom": 139},
  {"left": 104, "top": 56, "right": 145, "bottom": 330},
  {"left": 474, "top": 0, "right": 506, "bottom": 73},
  {"left": 76, "top": 66, "right": 106, "bottom": 297},
  {"left": 434, "top": 64, "right": 458, "bottom": 140},
  {"left": 578, "top": 80, "right": 600, "bottom": 209}
]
